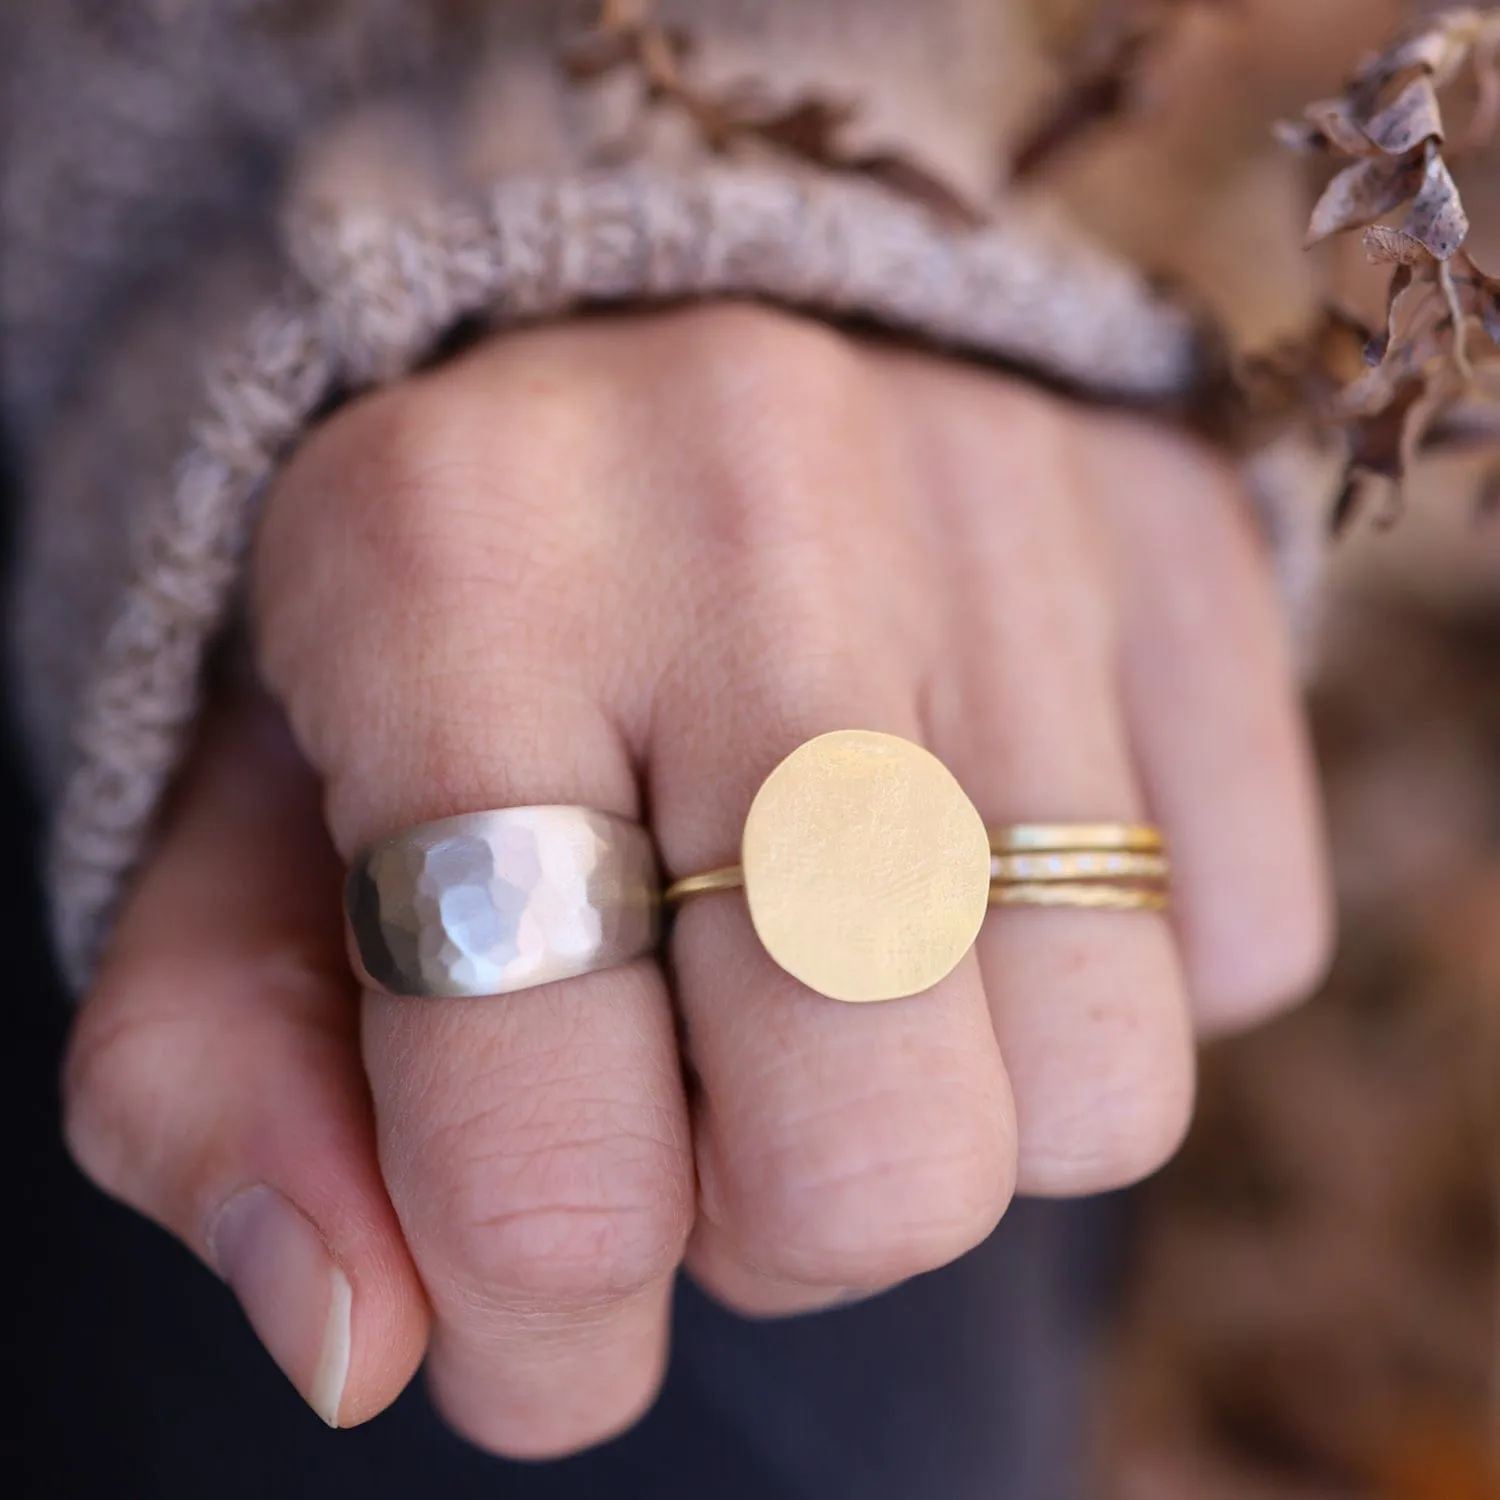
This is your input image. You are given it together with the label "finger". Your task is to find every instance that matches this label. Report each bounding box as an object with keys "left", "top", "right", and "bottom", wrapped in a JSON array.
[
  {"left": 1092, "top": 416, "right": 1333, "bottom": 1034},
  {"left": 62, "top": 690, "right": 428, "bottom": 1428},
  {"left": 902, "top": 366, "right": 1196, "bottom": 1197},
  {"left": 646, "top": 323, "right": 1016, "bottom": 1314},
  {"left": 253, "top": 352, "right": 695, "bottom": 1458}
]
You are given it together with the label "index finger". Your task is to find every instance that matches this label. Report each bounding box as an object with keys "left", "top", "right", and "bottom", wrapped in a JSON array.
[{"left": 253, "top": 352, "right": 696, "bottom": 1458}]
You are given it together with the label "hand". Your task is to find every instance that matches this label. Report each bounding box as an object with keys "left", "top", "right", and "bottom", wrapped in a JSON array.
[{"left": 62, "top": 304, "right": 1330, "bottom": 1453}]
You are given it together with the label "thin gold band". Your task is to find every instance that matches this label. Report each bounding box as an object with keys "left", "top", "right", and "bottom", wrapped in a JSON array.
[
  {"left": 663, "top": 866, "right": 745, "bottom": 904},
  {"left": 991, "top": 823, "right": 1164, "bottom": 854},
  {"left": 990, "top": 882, "right": 1169, "bottom": 912}
]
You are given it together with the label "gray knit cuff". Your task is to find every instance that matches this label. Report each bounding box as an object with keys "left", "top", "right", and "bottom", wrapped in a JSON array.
[{"left": 46, "top": 163, "right": 1197, "bottom": 991}]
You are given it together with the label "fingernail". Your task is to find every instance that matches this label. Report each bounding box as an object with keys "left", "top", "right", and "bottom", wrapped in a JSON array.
[{"left": 209, "top": 1186, "right": 352, "bottom": 1427}]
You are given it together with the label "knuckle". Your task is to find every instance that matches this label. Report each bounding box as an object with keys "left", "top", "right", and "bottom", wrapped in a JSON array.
[
  {"left": 312, "top": 390, "right": 500, "bottom": 595},
  {"left": 442, "top": 1174, "right": 687, "bottom": 1313},
  {"left": 61, "top": 985, "right": 182, "bottom": 1206},
  {"left": 60, "top": 948, "right": 346, "bottom": 1228},
  {"left": 669, "top": 312, "right": 867, "bottom": 543},
  {"left": 254, "top": 385, "right": 521, "bottom": 685},
  {"left": 723, "top": 1093, "right": 1011, "bottom": 1287},
  {"left": 251, "top": 384, "right": 554, "bottom": 776},
  {"left": 408, "top": 1102, "right": 692, "bottom": 1313},
  {"left": 648, "top": 313, "right": 916, "bottom": 720}
]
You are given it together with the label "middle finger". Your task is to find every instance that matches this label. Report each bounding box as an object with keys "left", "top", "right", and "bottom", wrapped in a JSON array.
[{"left": 647, "top": 352, "right": 1016, "bottom": 1316}]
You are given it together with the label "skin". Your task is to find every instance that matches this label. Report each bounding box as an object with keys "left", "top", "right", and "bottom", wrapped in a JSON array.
[{"left": 60, "top": 303, "right": 1331, "bottom": 1455}]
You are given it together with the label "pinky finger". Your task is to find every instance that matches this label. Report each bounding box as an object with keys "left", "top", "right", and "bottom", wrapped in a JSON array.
[
  {"left": 1094, "top": 419, "right": 1333, "bottom": 1033},
  {"left": 61, "top": 688, "right": 429, "bottom": 1426}
]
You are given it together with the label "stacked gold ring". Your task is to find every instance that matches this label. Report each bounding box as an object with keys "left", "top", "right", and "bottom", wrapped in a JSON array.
[{"left": 987, "top": 824, "right": 1169, "bottom": 913}]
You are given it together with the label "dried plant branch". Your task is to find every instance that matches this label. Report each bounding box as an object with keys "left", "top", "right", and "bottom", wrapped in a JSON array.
[
  {"left": 1277, "top": 8, "right": 1500, "bottom": 533},
  {"left": 1012, "top": 0, "right": 1227, "bottom": 181},
  {"left": 1283, "top": 22, "right": 1500, "bottom": 1480},
  {"left": 564, "top": 0, "right": 987, "bottom": 228}
]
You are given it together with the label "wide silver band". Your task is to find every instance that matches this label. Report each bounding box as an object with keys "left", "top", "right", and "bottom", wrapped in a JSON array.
[{"left": 345, "top": 807, "right": 660, "bottom": 999}]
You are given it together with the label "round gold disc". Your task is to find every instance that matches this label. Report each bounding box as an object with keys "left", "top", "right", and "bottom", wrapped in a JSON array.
[{"left": 741, "top": 730, "right": 991, "bottom": 1003}]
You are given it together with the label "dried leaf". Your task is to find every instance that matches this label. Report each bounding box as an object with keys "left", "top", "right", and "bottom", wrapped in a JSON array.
[
  {"left": 1355, "top": 14, "right": 1480, "bottom": 100},
  {"left": 1011, "top": 0, "right": 1215, "bottom": 180},
  {"left": 1364, "top": 75, "right": 1446, "bottom": 154},
  {"left": 565, "top": 0, "right": 985, "bottom": 228},
  {"left": 1318, "top": 303, "right": 1382, "bottom": 363},
  {"left": 1450, "top": 250, "right": 1500, "bottom": 349},
  {"left": 1405, "top": 148, "right": 1469, "bottom": 259},
  {"left": 1364, "top": 225, "right": 1431, "bottom": 266},
  {"left": 563, "top": 6, "right": 691, "bottom": 86},
  {"left": 846, "top": 154, "right": 988, "bottom": 230},
  {"left": 734, "top": 95, "right": 986, "bottom": 228},
  {"left": 1280, "top": 13, "right": 1488, "bottom": 165},
  {"left": 564, "top": 0, "right": 687, "bottom": 80},
  {"left": 1336, "top": 354, "right": 1419, "bottom": 422},
  {"left": 1424, "top": 398, "right": 1500, "bottom": 456},
  {"left": 1337, "top": 285, "right": 1450, "bottom": 419},
  {"left": 745, "top": 98, "right": 856, "bottom": 161},
  {"left": 1013, "top": 71, "right": 1136, "bottom": 178},
  {"left": 564, "top": 27, "right": 641, "bottom": 78},
  {"left": 1362, "top": 262, "right": 1415, "bottom": 367},
  {"left": 1335, "top": 377, "right": 1428, "bottom": 533},
  {"left": 1333, "top": 469, "right": 1377, "bottom": 534},
  {"left": 1229, "top": 306, "right": 1373, "bottom": 439},
  {"left": 1274, "top": 117, "right": 1330, "bottom": 153},
  {"left": 1306, "top": 157, "right": 1424, "bottom": 247},
  {"left": 599, "top": 0, "right": 650, "bottom": 27},
  {"left": 1305, "top": 95, "right": 1383, "bottom": 157},
  {"left": 1395, "top": 380, "right": 1453, "bottom": 487}
]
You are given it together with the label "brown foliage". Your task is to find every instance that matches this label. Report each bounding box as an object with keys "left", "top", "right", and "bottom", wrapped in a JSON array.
[
  {"left": 565, "top": 0, "right": 986, "bottom": 227},
  {"left": 1276, "top": 10, "right": 1500, "bottom": 531},
  {"left": 1012, "top": 0, "right": 1230, "bottom": 179}
]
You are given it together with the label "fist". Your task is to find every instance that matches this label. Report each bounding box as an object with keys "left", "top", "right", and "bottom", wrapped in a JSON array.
[{"left": 63, "top": 304, "right": 1329, "bottom": 1453}]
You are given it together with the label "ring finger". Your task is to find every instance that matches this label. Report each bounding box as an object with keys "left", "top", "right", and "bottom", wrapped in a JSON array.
[{"left": 901, "top": 362, "right": 1196, "bottom": 1197}]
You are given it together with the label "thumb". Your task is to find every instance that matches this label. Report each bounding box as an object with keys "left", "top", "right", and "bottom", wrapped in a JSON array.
[{"left": 62, "top": 687, "right": 430, "bottom": 1426}]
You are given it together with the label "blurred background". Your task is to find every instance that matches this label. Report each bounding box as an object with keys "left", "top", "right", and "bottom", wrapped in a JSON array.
[{"left": 1023, "top": 2, "right": 1500, "bottom": 1495}]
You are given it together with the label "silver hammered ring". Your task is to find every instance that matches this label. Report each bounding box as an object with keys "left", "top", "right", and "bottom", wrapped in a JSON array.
[{"left": 345, "top": 807, "right": 660, "bottom": 999}]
